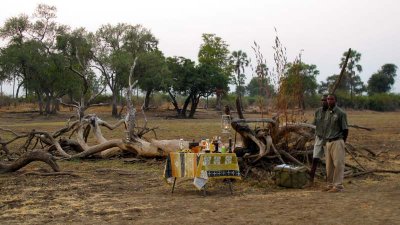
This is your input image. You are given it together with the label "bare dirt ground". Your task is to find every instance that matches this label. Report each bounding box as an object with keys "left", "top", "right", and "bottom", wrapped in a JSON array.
[{"left": 0, "top": 108, "right": 399, "bottom": 224}]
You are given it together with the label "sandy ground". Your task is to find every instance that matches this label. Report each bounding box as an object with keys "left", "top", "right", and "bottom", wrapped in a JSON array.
[
  {"left": 1, "top": 109, "right": 399, "bottom": 224},
  {"left": 0, "top": 159, "right": 399, "bottom": 225}
]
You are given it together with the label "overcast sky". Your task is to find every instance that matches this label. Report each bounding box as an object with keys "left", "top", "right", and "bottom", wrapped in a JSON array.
[{"left": 1, "top": 0, "right": 400, "bottom": 93}]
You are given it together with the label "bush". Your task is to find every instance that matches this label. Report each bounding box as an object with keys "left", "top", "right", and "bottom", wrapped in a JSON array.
[
  {"left": 150, "top": 92, "right": 170, "bottom": 108},
  {"left": 221, "top": 93, "right": 238, "bottom": 110},
  {"left": 246, "top": 96, "right": 258, "bottom": 106},
  {"left": 334, "top": 92, "right": 400, "bottom": 111},
  {"left": 368, "top": 93, "right": 400, "bottom": 111},
  {"left": 0, "top": 94, "right": 13, "bottom": 107},
  {"left": 92, "top": 94, "right": 113, "bottom": 104},
  {"left": 352, "top": 95, "right": 369, "bottom": 110},
  {"left": 304, "top": 95, "right": 321, "bottom": 109}
]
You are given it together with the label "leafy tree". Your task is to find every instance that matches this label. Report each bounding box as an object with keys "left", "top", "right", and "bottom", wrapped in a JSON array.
[
  {"left": 92, "top": 23, "right": 158, "bottom": 117},
  {"left": 56, "top": 27, "right": 101, "bottom": 118},
  {"left": 320, "top": 73, "right": 365, "bottom": 97},
  {"left": 165, "top": 34, "right": 230, "bottom": 118},
  {"left": 135, "top": 50, "right": 171, "bottom": 110},
  {"left": 339, "top": 49, "right": 365, "bottom": 99},
  {"left": 166, "top": 56, "right": 223, "bottom": 118},
  {"left": 367, "top": 64, "right": 398, "bottom": 94},
  {"left": 0, "top": 4, "right": 72, "bottom": 114},
  {"left": 282, "top": 62, "right": 319, "bottom": 109},
  {"left": 246, "top": 76, "right": 275, "bottom": 97},
  {"left": 229, "top": 50, "right": 249, "bottom": 101},
  {"left": 0, "top": 14, "right": 31, "bottom": 97},
  {"left": 165, "top": 56, "right": 197, "bottom": 117},
  {"left": 197, "top": 33, "right": 231, "bottom": 114},
  {"left": 0, "top": 14, "right": 30, "bottom": 45},
  {"left": 319, "top": 49, "right": 366, "bottom": 100},
  {"left": 318, "top": 75, "right": 341, "bottom": 95}
]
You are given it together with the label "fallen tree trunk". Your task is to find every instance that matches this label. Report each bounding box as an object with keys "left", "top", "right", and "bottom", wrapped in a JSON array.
[
  {"left": 347, "top": 169, "right": 400, "bottom": 178},
  {"left": 0, "top": 150, "right": 59, "bottom": 174}
]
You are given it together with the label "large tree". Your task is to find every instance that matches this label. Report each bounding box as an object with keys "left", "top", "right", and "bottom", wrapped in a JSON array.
[
  {"left": 319, "top": 50, "right": 366, "bottom": 97},
  {"left": 92, "top": 23, "right": 158, "bottom": 117},
  {"left": 165, "top": 56, "right": 197, "bottom": 117},
  {"left": 56, "top": 27, "right": 103, "bottom": 118},
  {"left": 135, "top": 50, "right": 171, "bottom": 110},
  {"left": 246, "top": 76, "right": 275, "bottom": 97},
  {"left": 339, "top": 49, "right": 365, "bottom": 99},
  {"left": 197, "top": 33, "right": 231, "bottom": 113},
  {"left": 230, "top": 50, "right": 250, "bottom": 105},
  {"left": 0, "top": 4, "right": 72, "bottom": 114},
  {"left": 367, "top": 63, "right": 398, "bottom": 94},
  {"left": 282, "top": 62, "right": 319, "bottom": 109},
  {"left": 165, "top": 33, "right": 231, "bottom": 118},
  {"left": 0, "top": 14, "right": 31, "bottom": 98}
]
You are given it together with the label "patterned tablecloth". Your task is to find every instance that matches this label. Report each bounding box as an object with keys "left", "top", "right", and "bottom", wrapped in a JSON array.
[{"left": 164, "top": 152, "right": 241, "bottom": 189}]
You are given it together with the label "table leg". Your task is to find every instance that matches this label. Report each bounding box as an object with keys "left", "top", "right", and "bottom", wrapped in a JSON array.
[
  {"left": 171, "top": 177, "right": 177, "bottom": 194},
  {"left": 202, "top": 185, "right": 207, "bottom": 197},
  {"left": 228, "top": 179, "right": 233, "bottom": 195}
]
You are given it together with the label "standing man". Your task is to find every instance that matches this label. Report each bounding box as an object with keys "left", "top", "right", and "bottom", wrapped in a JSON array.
[
  {"left": 310, "top": 95, "right": 328, "bottom": 184},
  {"left": 323, "top": 94, "right": 348, "bottom": 192}
]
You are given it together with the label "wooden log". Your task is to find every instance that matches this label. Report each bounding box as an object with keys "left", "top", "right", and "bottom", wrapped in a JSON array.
[
  {"left": 348, "top": 169, "right": 400, "bottom": 177},
  {"left": 0, "top": 150, "right": 59, "bottom": 173}
]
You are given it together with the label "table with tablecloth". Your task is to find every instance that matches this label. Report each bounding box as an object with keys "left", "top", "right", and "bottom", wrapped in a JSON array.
[{"left": 164, "top": 152, "right": 241, "bottom": 191}]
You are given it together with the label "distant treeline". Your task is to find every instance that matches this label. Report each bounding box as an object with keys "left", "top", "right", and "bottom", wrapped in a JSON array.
[{"left": 1, "top": 92, "right": 399, "bottom": 112}]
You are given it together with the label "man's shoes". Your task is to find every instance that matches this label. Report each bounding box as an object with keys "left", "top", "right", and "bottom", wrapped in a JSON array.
[
  {"left": 327, "top": 187, "right": 344, "bottom": 193},
  {"left": 322, "top": 186, "right": 333, "bottom": 192},
  {"left": 302, "top": 181, "right": 314, "bottom": 188}
]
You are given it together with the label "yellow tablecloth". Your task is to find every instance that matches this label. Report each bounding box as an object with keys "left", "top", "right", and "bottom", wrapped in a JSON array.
[{"left": 164, "top": 152, "right": 241, "bottom": 189}]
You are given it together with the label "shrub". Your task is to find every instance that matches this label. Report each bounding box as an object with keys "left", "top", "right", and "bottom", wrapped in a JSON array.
[
  {"left": 150, "top": 92, "right": 170, "bottom": 108},
  {"left": 0, "top": 94, "right": 13, "bottom": 107},
  {"left": 92, "top": 94, "right": 113, "bottom": 104},
  {"left": 304, "top": 95, "right": 321, "bottom": 109},
  {"left": 368, "top": 93, "right": 400, "bottom": 111}
]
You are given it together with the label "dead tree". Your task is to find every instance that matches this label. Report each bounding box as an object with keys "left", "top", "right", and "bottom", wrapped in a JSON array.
[
  {"left": 230, "top": 106, "right": 399, "bottom": 179},
  {"left": 0, "top": 150, "right": 59, "bottom": 173}
]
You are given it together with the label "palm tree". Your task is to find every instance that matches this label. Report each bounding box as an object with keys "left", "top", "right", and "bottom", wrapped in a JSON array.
[
  {"left": 339, "top": 50, "right": 363, "bottom": 101},
  {"left": 230, "top": 50, "right": 249, "bottom": 109}
]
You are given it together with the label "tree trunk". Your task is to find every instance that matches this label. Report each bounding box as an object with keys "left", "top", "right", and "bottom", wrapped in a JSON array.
[
  {"left": 168, "top": 90, "right": 181, "bottom": 115},
  {"left": 188, "top": 95, "right": 200, "bottom": 118},
  {"left": 144, "top": 89, "right": 152, "bottom": 110},
  {"left": 125, "top": 88, "right": 136, "bottom": 141},
  {"left": 236, "top": 97, "right": 244, "bottom": 119},
  {"left": 53, "top": 96, "right": 60, "bottom": 113},
  {"left": 181, "top": 95, "right": 192, "bottom": 118},
  {"left": 215, "top": 89, "right": 224, "bottom": 111},
  {"left": 0, "top": 150, "right": 59, "bottom": 174},
  {"left": 37, "top": 91, "right": 44, "bottom": 115},
  {"left": 112, "top": 91, "right": 118, "bottom": 117},
  {"left": 44, "top": 93, "right": 53, "bottom": 115}
]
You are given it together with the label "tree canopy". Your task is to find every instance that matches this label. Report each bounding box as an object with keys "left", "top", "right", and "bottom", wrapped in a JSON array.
[
  {"left": 1, "top": 4, "right": 399, "bottom": 114},
  {"left": 367, "top": 63, "right": 398, "bottom": 94}
]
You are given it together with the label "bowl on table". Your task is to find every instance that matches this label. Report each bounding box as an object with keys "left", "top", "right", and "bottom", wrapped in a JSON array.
[{"left": 191, "top": 146, "right": 201, "bottom": 153}]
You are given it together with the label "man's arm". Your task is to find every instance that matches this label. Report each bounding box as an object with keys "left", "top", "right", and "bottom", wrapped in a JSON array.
[
  {"left": 341, "top": 112, "right": 348, "bottom": 142},
  {"left": 343, "top": 129, "right": 349, "bottom": 143}
]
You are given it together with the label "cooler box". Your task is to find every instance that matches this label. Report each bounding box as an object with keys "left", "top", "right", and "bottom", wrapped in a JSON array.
[{"left": 273, "top": 164, "right": 309, "bottom": 188}]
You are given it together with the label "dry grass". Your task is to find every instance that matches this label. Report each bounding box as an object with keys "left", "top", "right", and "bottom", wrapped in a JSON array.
[{"left": 0, "top": 108, "right": 399, "bottom": 224}]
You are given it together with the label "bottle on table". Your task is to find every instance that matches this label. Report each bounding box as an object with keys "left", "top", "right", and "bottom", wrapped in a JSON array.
[
  {"left": 213, "top": 137, "right": 219, "bottom": 153},
  {"left": 179, "top": 138, "right": 184, "bottom": 150},
  {"left": 205, "top": 139, "right": 210, "bottom": 153},
  {"left": 228, "top": 137, "right": 233, "bottom": 153},
  {"left": 200, "top": 138, "right": 206, "bottom": 152}
]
